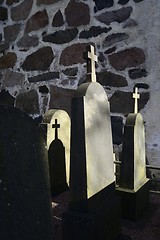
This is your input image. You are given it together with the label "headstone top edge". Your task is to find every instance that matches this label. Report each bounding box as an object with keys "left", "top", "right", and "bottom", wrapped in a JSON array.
[
  {"left": 42, "top": 109, "right": 69, "bottom": 124},
  {"left": 126, "top": 112, "right": 143, "bottom": 126},
  {"left": 0, "top": 104, "right": 36, "bottom": 123},
  {"left": 75, "top": 82, "right": 106, "bottom": 98}
]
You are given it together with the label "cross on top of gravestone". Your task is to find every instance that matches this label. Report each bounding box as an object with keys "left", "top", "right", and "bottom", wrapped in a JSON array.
[
  {"left": 133, "top": 87, "right": 140, "bottom": 114},
  {"left": 86, "top": 45, "right": 97, "bottom": 83},
  {"left": 52, "top": 118, "right": 60, "bottom": 140}
]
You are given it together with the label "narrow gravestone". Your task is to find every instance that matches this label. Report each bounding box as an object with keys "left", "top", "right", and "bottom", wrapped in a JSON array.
[
  {"left": 0, "top": 105, "right": 53, "bottom": 240},
  {"left": 41, "top": 109, "right": 70, "bottom": 196},
  {"left": 116, "top": 87, "right": 150, "bottom": 220},
  {"left": 63, "top": 45, "right": 121, "bottom": 240}
]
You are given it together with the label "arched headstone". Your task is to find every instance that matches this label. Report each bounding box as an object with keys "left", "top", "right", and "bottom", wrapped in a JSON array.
[
  {"left": 120, "top": 113, "right": 147, "bottom": 190},
  {"left": 0, "top": 105, "right": 53, "bottom": 240},
  {"left": 42, "top": 109, "right": 70, "bottom": 195},
  {"left": 63, "top": 45, "right": 121, "bottom": 240},
  {"left": 117, "top": 88, "right": 150, "bottom": 220},
  {"left": 70, "top": 82, "right": 115, "bottom": 206}
]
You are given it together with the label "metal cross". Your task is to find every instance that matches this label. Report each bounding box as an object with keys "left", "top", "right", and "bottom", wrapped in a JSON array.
[
  {"left": 133, "top": 87, "right": 140, "bottom": 114},
  {"left": 52, "top": 119, "right": 60, "bottom": 140},
  {"left": 86, "top": 45, "right": 97, "bottom": 82}
]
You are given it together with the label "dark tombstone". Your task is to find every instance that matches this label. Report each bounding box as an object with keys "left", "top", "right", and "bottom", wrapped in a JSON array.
[
  {"left": 41, "top": 109, "right": 70, "bottom": 196},
  {"left": 63, "top": 45, "right": 121, "bottom": 240},
  {"left": 0, "top": 105, "right": 53, "bottom": 240},
  {"left": 116, "top": 88, "right": 150, "bottom": 220}
]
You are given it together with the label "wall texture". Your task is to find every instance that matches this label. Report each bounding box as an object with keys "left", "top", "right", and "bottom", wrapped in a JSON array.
[{"left": 0, "top": 0, "right": 159, "bottom": 179}]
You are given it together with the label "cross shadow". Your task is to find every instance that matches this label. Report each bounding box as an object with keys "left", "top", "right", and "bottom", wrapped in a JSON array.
[{"left": 48, "top": 119, "right": 68, "bottom": 197}]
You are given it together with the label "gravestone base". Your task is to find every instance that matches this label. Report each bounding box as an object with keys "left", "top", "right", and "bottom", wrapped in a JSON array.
[
  {"left": 116, "top": 179, "right": 150, "bottom": 221},
  {"left": 63, "top": 185, "right": 121, "bottom": 240}
]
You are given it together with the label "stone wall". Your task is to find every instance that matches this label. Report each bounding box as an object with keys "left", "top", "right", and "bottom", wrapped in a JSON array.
[{"left": 0, "top": 0, "right": 160, "bottom": 179}]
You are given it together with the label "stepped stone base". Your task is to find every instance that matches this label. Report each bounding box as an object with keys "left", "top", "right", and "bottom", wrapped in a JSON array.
[
  {"left": 63, "top": 184, "right": 121, "bottom": 240},
  {"left": 116, "top": 179, "right": 150, "bottom": 221}
]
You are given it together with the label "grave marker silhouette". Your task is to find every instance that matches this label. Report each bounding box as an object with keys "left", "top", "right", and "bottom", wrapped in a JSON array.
[
  {"left": 63, "top": 45, "right": 121, "bottom": 240},
  {"left": 116, "top": 87, "right": 150, "bottom": 220},
  {"left": 0, "top": 105, "right": 53, "bottom": 240},
  {"left": 41, "top": 109, "right": 70, "bottom": 196}
]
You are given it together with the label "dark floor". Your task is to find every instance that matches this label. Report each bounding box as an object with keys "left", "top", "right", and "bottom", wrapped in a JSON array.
[{"left": 52, "top": 191, "right": 160, "bottom": 240}]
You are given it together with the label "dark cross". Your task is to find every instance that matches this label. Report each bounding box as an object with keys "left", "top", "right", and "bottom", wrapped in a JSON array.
[
  {"left": 52, "top": 119, "right": 60, "bottom": 140},
  {"left": 86, "top": 45, "right": 97, "bottom": 82},
  {"left": 133, "top": 87, "right": 140, "bottom": 114}
]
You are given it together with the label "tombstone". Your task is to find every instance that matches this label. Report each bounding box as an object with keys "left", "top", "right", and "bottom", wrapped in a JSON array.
[
  {"left": 63, "top": 45, "right": 121, "bottom": 240},
  {"left": 41, "top": 109, "right": 70, "bottom": 196},
  {"left": 0, "top": 105, "right": 53, "bottom": 240},
  {"left": 116, "top": 87, "right": 150, "bottom": 220}
]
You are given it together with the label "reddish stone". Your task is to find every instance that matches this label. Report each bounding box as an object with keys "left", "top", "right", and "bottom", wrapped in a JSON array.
[
  {"left": 134, "top": 83, "right": 149, "bottom": 89},
  {"left": 11, "top": 0, "right": 33, "bottom": 21},
  {"left": 4, "top": 24, "right": 21, "bottom": 42},
  {"left": 0, "top": 7, "right": 8, "bottom": 21},
  {"left": 94, "top": 0, "right": 114, "bottom": 10},
  {"left": 109, "top": 90, "right": 150, "bottom": 114},
  {"left": 17, "top": 34, "right": 39, "bottom": 49},
  {"left": 133, "top": 0, "right": 144, "bottom": 2},
  {"left": 15, "top": 89, "right": 40, "bottom": 115},
  {"left": 79, "top": 26, "right": 111, "bottom": 39},
  {"left": 129, "top": 68, "right": 147, "bottom": 79},
  {"left": 22, "top": 47, "right": 54, "bottom": 71},
  {"left": 2, "top": 70, "right": 25, "bottom": 87},
  {"left": 60, "top": 43, "right": 88, "bottom": 66},
  {"left": 36, "top": 0, "right": 61, "bottom": 5},
  {"left": 65, "top": 1, "right": 90, "bottom": 27},
  {"left": 6, "top": 0, "right": 20, "bottom": 5},
  {"left": 25, "top": 10, "right": 48, "bottom": 33},
  {"left": 43, "top": 28, "right": 78, "bottom": 44},
  {"left": 0, "top": 52, "right": 17, "bottom": 69},
  {"left": 49, "top": 85, "right": 75, "bottom": 115},
  {"left": 62, "top": 67, "right": 78, "bottom": 76},
  {"left": 52, "top": 10, "right": 64, "bottom": 27},
  {"left": 105, "top": 46, "right": 116, "bottom": 55},
  {"left": 96, "top": 6, "right": 132, "bottom": 25},
  {"left": 103, "top": 33, "right": 129, "bottom": 48},
  {"left": 28, "top": 72, "right": 59, "bottom": 83},
  {"left": 0, "top": 42, "right": 9, "bottom": 53},
  {"left": 108, "top": 48, "right": 146, "bottom": 71},
  {"left": 97, "top": 70, "right": 128, "bottom": 87},
  {"left": 118, "top": 0, "right": 129, "bottom": 5}
]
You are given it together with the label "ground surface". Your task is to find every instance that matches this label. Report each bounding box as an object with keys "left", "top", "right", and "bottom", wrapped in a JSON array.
[{"left": 52, "top": 191, "right": 160, "bottom": 240}]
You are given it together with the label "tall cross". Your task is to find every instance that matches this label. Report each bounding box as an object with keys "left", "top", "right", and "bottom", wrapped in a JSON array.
[
  {"left": 86, "top": 45, "right": 97, "bottom": 82},
  {"left": 133, "top": 87, "right": 140, "bottom": 114},
  {"left": 52, "top": 119, "right": 60, "bottom": 140}
]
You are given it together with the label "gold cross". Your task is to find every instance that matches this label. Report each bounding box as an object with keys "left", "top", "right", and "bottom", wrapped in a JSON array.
[
  {"left": 133, "top": 87, "right": 140, "bottom": 114},
  {"left": 86, "top": 45, "right": 97, "bottom": 82},
  {"left": 52, "top": 119, "right": 60, "bottom": 140}
]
